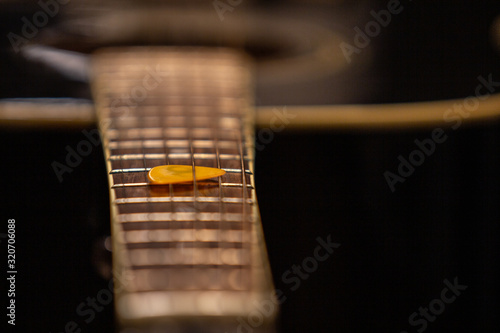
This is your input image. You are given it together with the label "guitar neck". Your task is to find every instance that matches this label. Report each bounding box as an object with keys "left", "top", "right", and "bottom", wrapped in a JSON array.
[{"left": 91, "top": 47, "right": 276, "bottom": 331}]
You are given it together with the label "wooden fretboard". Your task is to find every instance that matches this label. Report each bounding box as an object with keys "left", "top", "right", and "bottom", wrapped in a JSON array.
[{"left": 91, "top": 48, "right": 276, "bottom": 330}]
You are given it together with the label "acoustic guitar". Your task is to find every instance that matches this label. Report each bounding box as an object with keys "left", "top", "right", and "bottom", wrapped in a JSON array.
[{"left": 2, "top": 1, "right": 500, "bottom": 333}]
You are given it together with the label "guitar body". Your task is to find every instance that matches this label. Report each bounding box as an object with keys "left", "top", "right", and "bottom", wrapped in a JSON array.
[{"left": 2, "top": 1, "right": 500, "bottom": 332}]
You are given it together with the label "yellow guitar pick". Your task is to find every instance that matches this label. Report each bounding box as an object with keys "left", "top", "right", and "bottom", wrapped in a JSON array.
[{"left": 148, "top": 165, "right": 226, "bottom": 185}]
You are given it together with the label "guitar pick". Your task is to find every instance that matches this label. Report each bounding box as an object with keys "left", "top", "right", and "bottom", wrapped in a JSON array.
[{"left": 147, "top": 165, "right": 226, "bottom": 185}]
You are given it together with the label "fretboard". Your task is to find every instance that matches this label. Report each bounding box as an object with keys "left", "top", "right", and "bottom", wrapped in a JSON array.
[{"left": 91, "top": 48, "right": 276, "bottom": 330}]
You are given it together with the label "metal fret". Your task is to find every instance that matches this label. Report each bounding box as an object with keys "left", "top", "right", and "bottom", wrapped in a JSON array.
[
  {"left": 110, "top": 168, "right": 251, "bottom": 174},
  {"left": 108, "top": 153, "right": 250, "bottom": 160},
  {"left": 111, "top": 182, "right": 254, "bottom": 188},
  {"left": 121, "top": 229, "right": 247, "bottom": 243},
  {"left": 121, "top": 221, "right": 247, "bottom": 231},
  {"left": 115, "top": 197, "right": 254, "bottom": 205},
  {"left": 117, "top": 212, "right": 250, "bottom": 223},
  {"left": 110, "top": 118, "right": 242, "bottom": 129},
  {"left": 92, "top": 47, "right": 276, "bottom": 329}
]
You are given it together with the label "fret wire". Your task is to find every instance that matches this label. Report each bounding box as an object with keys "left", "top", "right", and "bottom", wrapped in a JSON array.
[
  {"left": 109, "top": 168, "right": 252, "bottom": 174},
  {"left": 117, "top": 212, "right": 250, "bottom": 223},
  {"left": 121, "top": 221, "right": 246, "bottom": 231},
  {"left": 111, "top": 182, "right": 254, "bottom": 188},
  {"left": 126, "top": 241, "right": 245, "bottom": 249},
  {"left": 128, "top": 264, "right": 251, "bottom": 271},
  {"left": 108, "top": 153, "right": 250, "bottom": 160},
  {"left": 121, "top": 228, "right": 247, "bottom": 244},
  {"left": 108, "top": 139, "right": 244, "bottom": 149},
  {"left": 110, "top": 116, "right": 242, "bottom": 129},
  {"left": 114, "top": 197, "right": 254, "bottom": 204}
]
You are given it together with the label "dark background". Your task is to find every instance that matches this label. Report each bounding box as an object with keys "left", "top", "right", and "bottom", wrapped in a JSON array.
[{"left": 1, "top": 1, "right": 500, "bottom": 332}]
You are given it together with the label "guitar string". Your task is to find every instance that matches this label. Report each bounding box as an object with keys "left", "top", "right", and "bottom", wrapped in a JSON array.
[
  {"left": 238, "top": 65, "right": 251, "bottom": 289},
  {"left": 139, "top": 60, "right": 153, "bottom": 275},
  {"left": 160, "top": 58, "right": 176, "bottom": 264},
  {"left": 188, "top": 58, "right": 198, "bottom": 272},
  {"left": 212, "top": 58, "right": 225, "bottom": 290},
  {"left": 215, "top": 86, "right": 223, "bottom": 291},
  {"left": 161, "top": 56, "right": 178, "bottom": 290},
  {"left": 106, "top": 58, "right": 132, "bottom": 276}
]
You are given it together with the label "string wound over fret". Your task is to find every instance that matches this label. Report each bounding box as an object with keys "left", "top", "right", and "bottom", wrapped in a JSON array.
[{"left": 148, "top": 165, "right": 226, "bottom": 185}]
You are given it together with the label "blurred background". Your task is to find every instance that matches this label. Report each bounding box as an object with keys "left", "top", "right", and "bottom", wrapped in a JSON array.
[{"left": 1, "top": 0, "right": 500, "bottom": 332}]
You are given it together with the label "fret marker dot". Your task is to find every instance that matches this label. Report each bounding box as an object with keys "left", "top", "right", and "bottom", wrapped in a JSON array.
[{"left": 148, "top": 165, "right": 226, "bottom": 185}]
